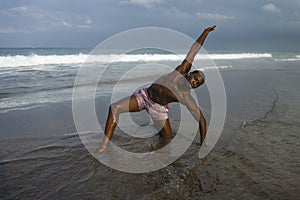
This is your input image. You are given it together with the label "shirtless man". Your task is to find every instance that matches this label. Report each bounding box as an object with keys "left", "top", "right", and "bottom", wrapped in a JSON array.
[{"left": 98, "top": 25, "right": 216, "bottom": 153}]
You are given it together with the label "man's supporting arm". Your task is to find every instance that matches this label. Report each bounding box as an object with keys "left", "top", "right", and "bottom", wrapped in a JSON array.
[
  {"left": 176, "top": 25, "right": 216, "bottom": 75},
  {"left": 183, "top": 96, "right": 207, "bottom": 145},
  {"left": 194, "top": 108, "right": 206, "bottom": 145},
  {"left": 199, "top": 112, "right": 206, "bottom": 145}
]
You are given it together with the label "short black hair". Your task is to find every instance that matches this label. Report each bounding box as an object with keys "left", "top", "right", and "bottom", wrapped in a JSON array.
[{"left": 191, "top": 70, "right": 205, "bottom": 83}]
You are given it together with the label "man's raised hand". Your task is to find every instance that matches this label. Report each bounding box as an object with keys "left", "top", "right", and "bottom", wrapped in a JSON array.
[{"left": 206, "top": 25, "right": 216, "bottom": 32}]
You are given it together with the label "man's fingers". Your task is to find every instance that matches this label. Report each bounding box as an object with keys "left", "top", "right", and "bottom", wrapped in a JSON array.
[{"left": 205, "top": 25, "right": 216, "bottom": 32}]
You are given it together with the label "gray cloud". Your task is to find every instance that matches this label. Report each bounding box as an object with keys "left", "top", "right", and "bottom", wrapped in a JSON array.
[
  {"left": 0, "top": 27, "right": 30, "bottom": 33},
  {"left": 9, "top": 6, "right": 28, "bottom": 12},
  {"left": 0, "top": 0, "right": 299, "bottom": 51},
  {"left": 196, "top": 12, "right": 235, "bottom": 20},
  {"left": 123, "top": 0, "right": 163, "bottom": 8},
  {"left": 261, "top": 4, "right": 280, "bottom": 13}
]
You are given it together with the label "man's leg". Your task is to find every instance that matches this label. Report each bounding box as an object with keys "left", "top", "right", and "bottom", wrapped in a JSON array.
[
  {"left": 154, "top": 119, "right": 172, "bottom": 139},
  {"left": 153, "top": 119, "right": 172, "bottom": 149},
  {"left": 98, "top": 95, "right": 140, "bottom": 153}
]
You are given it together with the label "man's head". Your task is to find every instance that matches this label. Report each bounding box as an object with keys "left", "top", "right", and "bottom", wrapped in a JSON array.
[{"left": 186, "top": 70, "right": 205, "bottom": 88}]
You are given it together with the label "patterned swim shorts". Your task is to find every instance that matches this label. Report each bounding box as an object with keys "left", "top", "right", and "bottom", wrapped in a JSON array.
[{"left": 134, "top": 88, "right": 169, "bottom": 121}]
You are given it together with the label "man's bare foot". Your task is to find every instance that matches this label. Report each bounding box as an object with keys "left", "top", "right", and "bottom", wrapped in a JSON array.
[{"left": 98, "top": 145, "right": 107, "bottom": 154}]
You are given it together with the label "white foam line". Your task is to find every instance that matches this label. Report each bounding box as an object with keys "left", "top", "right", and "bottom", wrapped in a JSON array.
[
  {"left": 0, "top": 53, "right": 273, "bottom": 68},
  {"left": 195, "top": 65, "right": 232, "bottom": 71}
]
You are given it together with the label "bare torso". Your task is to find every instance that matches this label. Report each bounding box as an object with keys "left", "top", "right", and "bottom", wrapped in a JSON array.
[{"left": 147, "top": 70, "right": 190, "bottom": 106}]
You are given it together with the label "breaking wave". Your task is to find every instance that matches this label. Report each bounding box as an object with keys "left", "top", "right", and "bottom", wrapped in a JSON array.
[{"left": 0, "top": 53, "right": 272, "bottom": 68}]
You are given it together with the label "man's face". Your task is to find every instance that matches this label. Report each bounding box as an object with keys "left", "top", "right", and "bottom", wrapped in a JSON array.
[{"left": 187, "top": 72, "right": 204, "bottom": 88}]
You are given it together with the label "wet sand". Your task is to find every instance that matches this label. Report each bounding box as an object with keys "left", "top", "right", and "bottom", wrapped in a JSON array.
[{"left": 1, "top": 68, "right": 300, "bottom": 199}]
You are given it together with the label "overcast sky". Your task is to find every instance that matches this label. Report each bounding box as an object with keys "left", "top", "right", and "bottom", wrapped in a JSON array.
[{"left": 0, "top": 0, "right": 299, "bottom": 51}]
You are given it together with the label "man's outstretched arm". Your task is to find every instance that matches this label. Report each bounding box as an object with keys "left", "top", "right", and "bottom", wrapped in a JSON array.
[
  {"left": 176, "top": 25, "right": 216, "bottom": 75},
  {"left": 182, "top": 96, "right": 207, "bottom": 145}
]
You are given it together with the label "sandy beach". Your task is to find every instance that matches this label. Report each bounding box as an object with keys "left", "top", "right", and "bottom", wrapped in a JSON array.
[{"left": 1, "top": 54, "right": 299, "bottom": 199}]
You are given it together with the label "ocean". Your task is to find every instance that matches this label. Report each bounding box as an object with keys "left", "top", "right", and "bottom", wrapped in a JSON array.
[{"left": 0, "top": 48, "right": 299, "bottom": 199}]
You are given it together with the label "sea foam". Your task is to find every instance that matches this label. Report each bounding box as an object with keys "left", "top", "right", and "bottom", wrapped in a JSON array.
[{"left": 0, "top": 53, "right": 272, "bottom": 68}]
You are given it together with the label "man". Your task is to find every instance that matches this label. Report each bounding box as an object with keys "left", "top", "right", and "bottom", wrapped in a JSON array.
[{"left": 98, "top": 25, "right": 216, "bottom": 153}]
